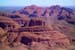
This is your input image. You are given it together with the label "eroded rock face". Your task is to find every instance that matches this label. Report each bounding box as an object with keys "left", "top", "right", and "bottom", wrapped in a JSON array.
[
  {"left": 0, "top": 5, "right": 75, "bottom": 50},
  {"left": 13, "top": 5, "right": 75, "bottom": 25},
  {"left": 6, "top": 30, "right": 70, "bottom": 50}
]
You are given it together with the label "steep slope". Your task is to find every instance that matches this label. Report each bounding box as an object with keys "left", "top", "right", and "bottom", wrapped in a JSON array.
[
  {"left": 11, "top": 5, "right": 75, "bottom": 39},
  {"left": 0, "top": 5, "right": 75, "bottom": 50}
]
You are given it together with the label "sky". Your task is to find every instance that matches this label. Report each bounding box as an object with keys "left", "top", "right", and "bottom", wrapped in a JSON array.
[{"left": 0, "top": 0, "right": 75, "bottom": 7}]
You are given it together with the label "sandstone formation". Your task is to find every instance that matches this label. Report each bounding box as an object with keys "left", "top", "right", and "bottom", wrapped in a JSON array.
[{"left": 0, "top": 5, "right": 75, "bottom": 50}]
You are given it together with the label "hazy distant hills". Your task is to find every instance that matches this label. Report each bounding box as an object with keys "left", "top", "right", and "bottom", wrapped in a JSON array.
[
  {"left": 0, "top": 6, "right": 23, "bottom": 12},
  {"left": 0, "top": 6, "right": 75, "bottom": 12}
]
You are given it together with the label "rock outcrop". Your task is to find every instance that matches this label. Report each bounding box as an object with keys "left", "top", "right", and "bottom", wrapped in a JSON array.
[{"left": 0, "top": 5, "right": 75, "bottom": 50}]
